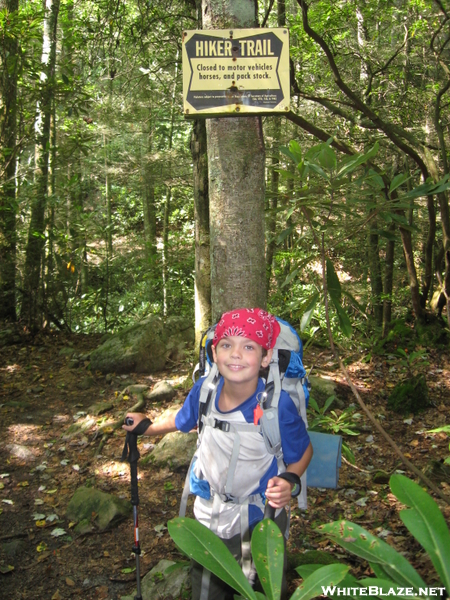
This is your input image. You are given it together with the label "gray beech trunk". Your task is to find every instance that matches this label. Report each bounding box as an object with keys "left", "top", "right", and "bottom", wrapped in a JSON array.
[{"left": 203, "top": 0, "right": 267, "bottom": 321}]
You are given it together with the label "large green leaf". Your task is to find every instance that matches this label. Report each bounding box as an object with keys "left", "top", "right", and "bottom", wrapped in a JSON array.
[
  {"left": 251, "top": 518, "right": 284, "bottom": 600},
  {"left": 167, "top": 518, "right": 257, "bottom": 600},
  {"left": 330, "top": 295, "right": 353, "bottom": 338},
  {"left": 318, "top": 520, "right": 427, "bottom": 590},
  {"left": 290, "top": 563, "right": 350, "bottom": 600},
  {"left": 390, "top": 474, "right": 450, "bottom": 592},
  {"left": 389, "top": 173, "right": 410, "bottom": 193},
  {"left": 289, "top": 140, "right": 303, "bottom": 164},
  {"left": 300, "top": 292, "right": 319, "bottom": 332},
  {"left": 318, "top": 145, "right": 337, "bottom": 171},
  {"left": 335, "top": 143, "right": 378, "bottom": 178}
]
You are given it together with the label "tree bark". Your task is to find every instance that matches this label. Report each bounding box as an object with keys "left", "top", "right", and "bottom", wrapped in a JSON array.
[
  {"left": 21, "top": 0, "right": 60, "bottom": 329},
  {"left": 0, "top": 0, "right": 19, "bottom": 320},
  {"left": 203, "top": 0, "right": 267, "bottom": 321},
  {"left": 266, "top": 119, "right": 280, "bottom": 292},
  {"left": 191, "top": 119, "right": 211, "bottom": 345},
  {"left": 382, "top": 224, "right": 395, "bottom": 337},
  {"left": 368, "top": 213, "right": 383, "bottom": 327},
  {"left": 142, "top": 108, "right": 157, "bottom": 264}
]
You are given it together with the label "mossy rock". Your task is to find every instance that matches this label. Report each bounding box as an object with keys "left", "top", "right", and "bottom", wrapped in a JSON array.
[
  {"left": 90, "top": 315, "right": 194, "bottom": 374},
  {"left": 387, "top": 374, "right": 429, "bottom": 415},
  {"left": 66, "top": 486, "right": 131, "bottom": 531}
]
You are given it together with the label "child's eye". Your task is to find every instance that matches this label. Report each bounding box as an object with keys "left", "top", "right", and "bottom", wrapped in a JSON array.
[{"left": 245, "top": 345, "right": 255, "bottom": 351}]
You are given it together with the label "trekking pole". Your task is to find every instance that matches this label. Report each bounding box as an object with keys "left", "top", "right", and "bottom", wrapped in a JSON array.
[
  {"left": 122, "top": 416, "right": 152, "bottom": 600},
  {"left": 264, "top": 501, "right": 276, "bottom": 521}
]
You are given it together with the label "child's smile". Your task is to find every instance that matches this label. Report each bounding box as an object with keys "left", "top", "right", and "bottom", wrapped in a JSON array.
[{"left": 212, "top": 335, "right": 272, "bottom": 389}]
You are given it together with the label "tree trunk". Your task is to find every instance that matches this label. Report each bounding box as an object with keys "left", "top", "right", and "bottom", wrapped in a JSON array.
[
  {"left": 104, "top": 138, "right": 113, "bottom": 257},
  {"left": 21, "top": 0, "right": 60, "bottom": 329},
  {"left": 266, "top": 119, "right": 280, "bottom": 292},
  {"left": 142, "top": 109, "right": 157, "bottom": 263},
  {"left": 0, "top": 0, "right": 19, "bottom": 320},
  {"left": 162, "top": 186, "right": 171, "bottom": 317},
  {"left": 368, "top": 214, "right": 383, "bottom": 327},
  {"left": 399, "top": 225, "right": 423, "bottom": 319},
  {"left": 382, "top": 225, "right": 395, "bottom": 337},
  {"left": 203, "top": 0, "right": 267, "bottom": 321},
  {"left": 192, "top": 119, "right": 211, "bottom": 344}
]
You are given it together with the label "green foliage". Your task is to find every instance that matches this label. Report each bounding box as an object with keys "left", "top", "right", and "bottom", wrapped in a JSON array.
[
  {"left": 168, "top": 516, "right": 350, "bottom": 600},
  {"left": 169, "top": 477, "right": 450, "bottom": 600},
  {"left": 307, "top": 395, "right": 359, "bottom": 463},
  {"left": 319, "top": 475, "right": 450, "bottom": 597},
  {"left": 387, "top": 374, "right": 429, "bottom": 415},
  {"left": 427, "top": 426, "right": 450, "bottom": 466}
]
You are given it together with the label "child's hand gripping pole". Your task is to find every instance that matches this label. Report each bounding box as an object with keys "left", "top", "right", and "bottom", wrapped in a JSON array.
[{"left": 121, "top": 417, "right": 152, "bottom": 600}]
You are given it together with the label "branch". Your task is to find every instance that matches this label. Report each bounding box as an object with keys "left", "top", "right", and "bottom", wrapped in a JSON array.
[
  {"left": 296, "top": 0, "right": 430, "bottom": 179},
  {"left": 365, "top": 39, "right": 407, "bottom": 101},
  {"left": 261, "top": 0, "right": 275, "bottom": 28},
  {"left": 284, "top": 111, "right": 355, "bottom": 155}
]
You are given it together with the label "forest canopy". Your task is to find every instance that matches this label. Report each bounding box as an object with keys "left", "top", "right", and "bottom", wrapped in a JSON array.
[{"left": 1, "top": 0, "right": 450, "bottom": 345}]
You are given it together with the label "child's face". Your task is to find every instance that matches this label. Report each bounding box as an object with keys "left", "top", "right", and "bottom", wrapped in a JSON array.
[{"left": 212, "top": 335, "right": 273, "bottom": 385}]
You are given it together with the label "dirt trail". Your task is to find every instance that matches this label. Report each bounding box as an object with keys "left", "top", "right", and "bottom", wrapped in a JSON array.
[{"left": 1, "top": 330, "right": 449, "bottom": 599}]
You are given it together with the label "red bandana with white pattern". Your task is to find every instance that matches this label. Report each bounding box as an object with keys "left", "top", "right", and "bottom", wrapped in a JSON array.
[{"left": 213, "top": 308, "right": 281, "bottom": 350}]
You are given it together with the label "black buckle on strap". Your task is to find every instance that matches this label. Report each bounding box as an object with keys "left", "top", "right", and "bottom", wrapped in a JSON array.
[{"left": 213, "top": 419, "right": 230, "bottom": 432}]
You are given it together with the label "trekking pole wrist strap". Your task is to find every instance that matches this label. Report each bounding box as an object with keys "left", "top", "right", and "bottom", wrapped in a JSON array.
[
  {"left": 122, "top": 418, "right": 152, "bottom": 463},
  {"left": 278, "top": 472, "right": 302, "bottom": 497}
]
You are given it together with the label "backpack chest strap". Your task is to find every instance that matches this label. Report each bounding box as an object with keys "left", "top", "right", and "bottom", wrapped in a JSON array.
[
  {"left": 201, "top": 416, "right": 260, "bottom": 494},
  {"left": 201, "top": 415, "right": 260, "bottom": 434}
]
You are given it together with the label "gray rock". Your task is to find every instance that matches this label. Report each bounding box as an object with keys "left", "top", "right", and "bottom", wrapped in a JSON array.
[
  {"left": 139, "top": 559, "right": 190, "bottom": 600},
  {"left": 147, "top": 381, "right": 176, "bottom": 403},
  {"left": 309, "top": 375, "right": 340, "bottom": 409},
  {"left": 145, "top": 430, "right": 197, "bottom": 470},
  {"left": 66, "top": 487, "right": 131, "bottom": 531},
  {"left": 90, "top": 315, "right": 194, "bottom": 374}
]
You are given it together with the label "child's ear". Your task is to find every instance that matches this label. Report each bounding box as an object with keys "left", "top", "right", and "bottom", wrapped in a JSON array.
[
  {"left": 211, "top": 344, "right": 217, "bottom": 363},
  {"left": 261, "top": 348, "right": 273, "bottom": 368}
]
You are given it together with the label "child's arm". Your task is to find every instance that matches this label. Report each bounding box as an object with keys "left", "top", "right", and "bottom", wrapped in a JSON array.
[
  {"left": 122, "top": 411, "right": 179, "bottom": 437},
  {"left": 265, "top": 441, "right": 313, "bottom": 509}
]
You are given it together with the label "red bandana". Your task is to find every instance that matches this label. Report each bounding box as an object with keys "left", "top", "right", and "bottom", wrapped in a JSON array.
[{"left": 213, "top": 308, "right": 280, "bottom": 350}]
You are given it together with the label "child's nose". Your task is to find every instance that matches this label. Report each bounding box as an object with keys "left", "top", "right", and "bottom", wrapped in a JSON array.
[{"left": 231, "top": 346, "right": 242, "bottom": 357}]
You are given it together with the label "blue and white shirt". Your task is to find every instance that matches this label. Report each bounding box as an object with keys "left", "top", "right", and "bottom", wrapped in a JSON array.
[{"left": 175, "top": 377, "right": 310, "bottom": 539}]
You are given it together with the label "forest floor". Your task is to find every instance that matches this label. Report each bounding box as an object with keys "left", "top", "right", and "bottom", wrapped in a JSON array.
[{"left": 1, "top": 329, "right": 450, "bottom": 600}]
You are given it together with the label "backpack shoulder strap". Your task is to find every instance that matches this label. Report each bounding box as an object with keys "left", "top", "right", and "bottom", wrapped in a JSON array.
[{"left": 198, "top": 362, "right": 220, "bottom": 437}]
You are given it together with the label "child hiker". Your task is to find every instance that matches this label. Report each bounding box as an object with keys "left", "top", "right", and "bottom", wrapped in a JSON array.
[{"left": 123, "top": 308, "right": 313, "bottom": 600}]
